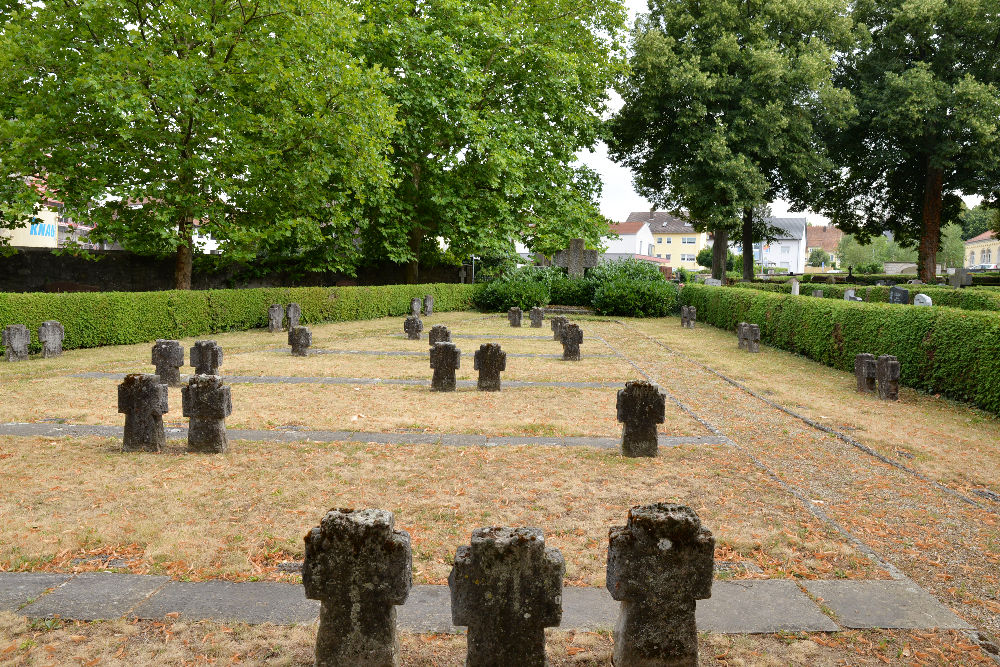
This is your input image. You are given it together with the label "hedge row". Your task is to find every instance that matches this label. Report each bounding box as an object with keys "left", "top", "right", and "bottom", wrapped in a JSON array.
[
  {"left": 731, "top": 281, "right": 1000, "bottom": 313},
  {"left": 758, "top": 273, "right": 1000, "bottom": 286},
  {"left": 680, "top": 284, "right": 1000, "bottom": 416},
  {"left": 0, "top": 284, "right": 474, "bottom": 354}
]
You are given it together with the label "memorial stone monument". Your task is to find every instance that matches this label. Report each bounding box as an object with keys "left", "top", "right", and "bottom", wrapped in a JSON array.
[
  {"left": 877, "top": 355, "right": 900, "bottom": 401},
  {"left": 151, "top": 339, "right": 184, "bottom": 386},
  {"left": 289, "top": 326, "right": 312, "bottom": 356},
  {"left": 854, "top": 353, "right": 877, "bottom": 393},
  {"left": 2, "top": 324, "right": 29, "bottom": 362},
  {"left": 38, "top": 321, "right": 65, "bottom": 358},
  {"left": 550, "top": 315, "right": 568, "bottom": 341},
  {"left": 507, "top": 307, "right": 523, "bottom": 327},
  {"left": 528, "top": 307, "right": 544, "bottom": 328},
  {"left": 428, "top": 324, "right": 451, "bottom": 346},
  {"left": 118, "top": 373, "right": 168, "bottom": 452},
  {"left": 888, "top": 286, "right": 909, "bottom": 304},
  {"left": 423, "top": 294, "right": 434, "bottom": 316},
  {"left": 560, "top": 323, "right": 583, "bottom": 360},
  {"left": 430, "top": 342, "right": 461, "bottom": 391},
  {"left": 404, "top": 316, "right": 423, "bottom": 340},
  {"left": 410, "top": 297, "right": 422, "bottom": 318},
  {"left": 268, "top": 304, "right": 284, "bottom": 332},
  {"left": 474, "top": 343, "right": 506, "bottom": 391},
  {"left": 190, "top": 340, "right": 223, "bottom": 376},
  {"left": 181, "top": 375, "right": 232, "bottom": 453},
  {"left": 553, "top": 238, "right": 598, "bottom": 278},
  {"left": 286, "top": 303, "right": 302, "bottom": 329},
  {"left": 617, "top": 381, "right": 666, "bottom": 457}
]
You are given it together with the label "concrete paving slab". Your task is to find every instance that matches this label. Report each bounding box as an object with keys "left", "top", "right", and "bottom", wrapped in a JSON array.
[
  {"left": 271, "top": 348, "right": 616, "bottom": 359},
  {"left": 696, "top": 580, "right": 840, "bottom": 633},
  {"left": 132, "top": 581, "right": 319, "bottom": 624},
  {"left": 20, "top": 573, "right": 168, "bottom": 620},
  {"left": 0, "top": 573, "right": 74, "bottom": 611},
  {"left": 398, "top": 585, "right": 457, "bottom": 633},
  {"left": 803, "top": 580, "right": 973, "bottom": 630}
]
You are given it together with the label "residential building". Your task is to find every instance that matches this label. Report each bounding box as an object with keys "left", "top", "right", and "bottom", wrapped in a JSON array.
[
  {"left": 731, "top": 217, "right": 808, "bottom": 273},
  {"left": 601, "top": 220, "right": 656, "bottom": 261},
  {"left": 625, "top": 211, "right": 709, "bottom": 270},
  {"left": 805, "top": 224, "right": 842, "bottom": 266},
  {"left": 966, "top": 230, "right": 1000, "bottom": 267}
]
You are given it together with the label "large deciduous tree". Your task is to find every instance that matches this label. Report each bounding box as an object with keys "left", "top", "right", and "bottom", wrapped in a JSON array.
[
  {"left": 820, "top": 0, "right": 1000, "bottom": 282},
  {"left": 350, "top": 0, "right": 627, "bottom": 282},
  {"left": 0, "top": 0, "right": 396, "bottom": 288},
  {"left": 608, "top": 0, "right": 855, "bottom": 280}
]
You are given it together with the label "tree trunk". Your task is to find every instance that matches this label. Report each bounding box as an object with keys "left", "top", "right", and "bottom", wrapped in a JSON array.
[
  {"left": 711, "top": 226, "right": 729, "bottom": 281},
  {"left": 918, "top": 165, "right": 944, "bottom": 283},
  {"left": 174, "top": 218, "right": 193, "bottom": 290},
  {"left": 405, "top": 227, "right": 422, "bottom": 284},
  {"left": 741, "top": 207, "right": 754, "bottom": 281}
]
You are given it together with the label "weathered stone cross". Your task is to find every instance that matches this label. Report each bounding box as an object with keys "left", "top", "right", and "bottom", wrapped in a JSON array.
[{"left": 553, "top": 238, "right": 598, "bottom": 278}]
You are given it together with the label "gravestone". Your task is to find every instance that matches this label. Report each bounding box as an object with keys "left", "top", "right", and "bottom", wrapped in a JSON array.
[
  {"left": 617, "top": 381, "right": 666, "bottom": 457},
  {"left": 914, "top": 293, "right": 932, "bottom": 307},
  {"left": 303, "top": 508, "right": 411, "bottom": 667},
  {"left": 430, "top": 342, "right": 461, "bottom": 391},
  {"left": 268, "top": 304, "right": 284, "bottom": 333},
  {"left": 151, "top": 339, "right": 184, "bottom": 386},
  {"left": 423, "top": 294, "right": 434, "bottom": 316},
  {"left": 404, "top": 316, "right": 423, "bottom": 340},
  {"left": 289, "top": 326, "right": 312, "bottom": 356},
  {"left": 449, "top": 527, "right": 564, "bottom": 667},
  {"left": 812, "top": 289, "right": 824, "bottom": 298},
  {"left": 607, "top": 503, "right": 715, "bottom": 666},
  {"left": 854, "top": 353, "right": 876, "bottom": 394},
  {"left": 38, "top": 321, "right": 65, "bottom": 358},
  {"left": 949, "top": 269, "right": 972, "bottom": 289},
  {"left": 428, "top": 324, "right": 451, "bottom": 346},
  {"left": 474, "top": 343, "right": 506, "bottom": 391},
  {"left": 2, "top": 324, "right": 29, "bottom": 362},
  {"left": 410, "top": 297, "right": 422, "bottom": 318},
  {"left": 552, "top": 238, "right": 598, "bottom": 278},
  {"left": 736, "top": 323, "right": 760, "bottom": 353},
  {"left": 888, "top": 286, "right": 909, "bottom": 305},
  {"left": 528, "top": 307, "right": 544, "bottom": 328},
  {"left": 507, "top": 307, "right": 523, "bottom": 327},
  {"left": 181, "top": 375, "right": 232, "bottom": 453},
  {"left": 190, "top": 340, "right": 223, "bottom": 376},
  {"left": 286, "top": 303, "right": 302, "bottom": 329},
  {"left": 876, "top": 355, "right": 900, "bottom": 401},
  {"left": 704, "top": 278, "right": 722, "bottom": 286},
  {"left": 907, "top": 279, "right": 923, "bottom": 285},
  {"left": 790, "top": 279, "right": 800, "bottom": 296},
  {"left": 550, "top": 315, "right": 568, "bottom": 341},
  {"left": 680, "top": 305, "right": 696, "bottom": 328},
  {"left": 560, "top": 323, "right": 583, "bottom": 361},
  {"left": 844, "top": 289, "right": 856, "bottom": 301},
  {"left": 118, "top": 373, "right": 168, "bottom": 452}
]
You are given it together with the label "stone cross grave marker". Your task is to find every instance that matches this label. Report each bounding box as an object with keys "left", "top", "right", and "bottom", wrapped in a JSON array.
[
  {"left": 2, "top": 324, "right": 29, "bottom": 362},
  {"left": 268, "top": 304, "right": 285, "bottom": 333},
  {"left": 181, "top": 374, "right": 232, "bottom": 453},
  {"left": 552, "top": 238, "right": 598, "bottom": 278},
  {"left": 449, "top": 527, "right": 564, "bottom": 667},
  {"left": 888, "top": 286, "right": 909, "bottom": 305},
  {"left": 812, "top": 289, "right": 824, "bottom": 298},
  {"left": 474, "top": 343, "right": 506, "bottom": 391},
  {"left": 680, "top": 305, "right": 697, "bottom": 328},
  {"left": 410, "top": 297, "right": 422, "bottom": 318},
  {"left": 303, "top": 508, "right": 411, "bottom": 667},
  {"left": 914, "top": 293, "right": 932, "bottom": 307},
  {"left": 844, "top": 289, "right": 856, "bottom": 301},
  {"left": 507, "top": 307, "right": 523, "bottom": 327},
  {"left": 286, "top": 303, "right": 302, "bottom": 329},
  {"left": 38, "top": 321, "right": 64, "bottom": 358},
  {"left": 560, "top": 323, "right": 583, "bottom": 360},
  {"left": 704, "top": 278, "right": 722, "bottom": 286},
  {"left": 428, "top": 324, "right": 451, "bottom": 346},
  {"left": 607, "top": 503, "right": 715, "bottom": 666},
  {"left": 854, "top": 353, "right": 876, "bottom": 394},
  {"left": 877, "top": 355, "right": 900, "bottom": 401},
  {"left": 736, "top": 323, "right": 760, "bottom": 353},
  {"left": 617, "top": 381, "right": 666, "bottom": 457},
  {"left": 550, "top": 315, "right": 568, "bottom": 341},
  {"left": 151, "top": 339, "right": 184, "bottom": 386},
  {"left": 430, "top": 341, "right": 461, "bottom": 391},
  {"left": 404, "top": 316, "right": 423, "bottom": 340},
  {"left": 528, "top": 306, "right": 544, "bottom": 328},
  {"left": 190, "top": 340, "right": 223, "bottom": 375},
  {"left": 790, "top": 278, "right": 800, "bottom": 296},
  {"left": 423, "top": 294, "right": 434, "bottom": 316},
  {"left": 949, "top": 268, "right": 972, "bottom": 288},
  {"left": 118, "top": 373, "right": 168, "bottom": 452},
  {"left": 289, "top": 326, "right": 312, "bottom": 356}
]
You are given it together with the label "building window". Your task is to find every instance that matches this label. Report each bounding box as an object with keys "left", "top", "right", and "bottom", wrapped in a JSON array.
[
  {"left": 665, "top": 237, "right": 672, "bottom": 244},
  {"left": 657, "top": 237, "right": 663, "bottom": 244},
  {"left": 681, "top": 254, "right": 695, "bottom": 262},
  {"left": 656, "top": 254, "right": 661, "bottom": 258},
  {"left": 664, "top": 254, "right": 671, "bottom": 261},
  {"left": 781, "top": 245, "right": 790, "bottom": 254},
  {"left": 970, "top": 251, "right": 976, "bottom": 265},
  {"left": 986, "top": 249, "right": 993, "bottom": 264},
  {"left": 682, "top": 237, "right": 696, "bottom": 244}
]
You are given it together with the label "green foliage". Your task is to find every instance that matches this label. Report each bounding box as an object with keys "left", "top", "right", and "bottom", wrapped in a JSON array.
[
  {"left": 808, "top": 249, "right": 832, "bottom": 267},
  {"left": 587, "top": 258, "right": 665, "bottom": 285},
  {"left": 836, "top": 233, "right": 918, "bottom": 269},
  {"left": 733, "top": 281, "right": 1000, "bottom": 313},
  {"left": 959, "top": 205, "right": 1000, "bottom": 241},
  {"left": 696, "top": 247, "right": 739, "bottom": 271},
  {"left": 592, "top": 279, "right": 677, "bottom": 317},
  {"left": 855, "top": 262, "right": 884, "bottom": 275},
  {"left": 0, "top": 284, "right": 474, "bottom": 355},
  {"left": 681, "top": 284, "right": 1000, "bottom": 415},
  {"left": 550, "top": 276, "right": 595, "bottom": 307}
]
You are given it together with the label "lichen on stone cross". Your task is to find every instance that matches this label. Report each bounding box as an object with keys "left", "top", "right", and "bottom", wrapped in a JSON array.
[
  {"left": 747, "top": 324, "right": 760, "bottom": 353},
  {"left": 181, "top": 375, "right": 232, "bottom": 454},
  {"left": 190, "top": 340, "right": 223, "bottom": 376},
  {"left": 607, "top": 503, "right": 715, "bottom": 667},
  {"left": 118, "top": 373, "right": 169, "bottom": 452},
  {"left": 423, "top": 294, "right": 434, "bottom": 316},
  {"left": 550, "top": 315, "right": 568, "bottom": 341},
  {"left": 286, "top": 302, "right": 302, "bottom": 329},
  {"left": 288, "top": 326, "right": 312, "bottom": 356},
  {"left": 553, "top": 238, "right": 598, "bottom": 278},
  {"left": 428, "top": 324, "right": 451, "bottom": 346},
  {"left": 876, "top": 355, "right": 900, "bottom": 401},
  {"left": 854, "top": 354, "right": 877, "bottom": 394},
  {"left": 268, "top": 304, "right": 284, "bottom": 332},
  {"left": 303, "top": 508, "right": 412, "bottom": 667},
  {"left": 430, "top": 341, "right": 461, "bottom": 391},
  {"left": 449, "top": 526, "right": 564, "bottom": 667},
  {"left": 736, "top": 322, "right": 748, "bottom": 350},
  {"left": 474, "top": 343, "right": 506, "bottom": 391},
  {"left": 2, "top": 324, "right": 30, "bottom": 362},
  {"left": 404, "top": 315, "right": 423, "bottom": 340},
  {"left": 617, "top": 381, "right": 666, "bottom": 457},
  {"left": 507, "top": 307, "right": 523, "bottom": 327},
  {"left": 529, "top": 307, "right": 544, "bottom": 328},
  {"left": 151, "top": 339, "right": 184, "bottom": 386},
  {"left": 38, "top": 321, "right": 65, "bottom": 358},
  {"left": 560, "top": 323, "right": 583, "bottom": 361},
  {"left": 410, "top": 297, "right": 422, "bottom": 318}
]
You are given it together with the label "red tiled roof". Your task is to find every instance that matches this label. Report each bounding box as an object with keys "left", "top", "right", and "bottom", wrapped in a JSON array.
[
  {"left": 609, "top": 221, "right": 646, "bottom": 235},
  {"left": 967, "top": 230, "right": 997, "bottom": 243}
]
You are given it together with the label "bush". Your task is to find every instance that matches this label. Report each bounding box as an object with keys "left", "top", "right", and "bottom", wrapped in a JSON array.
[
  {"left": 550, "top": 276, "right": 594, "bottom": 306},
  {"left": 681, "top": 284, "right": 1000, "bottom": 416},
  {"left": 593, "top": 279, "right": 677, "bottom": 317},
  {"left": 472, "top": 280, "right": 550, "bottom": 312},
  {"left": 0, "top": 284, "right": 475, "bottom": 354},
  {"left": 731, "top": 281, "right": 1000, "bottom": 313}
]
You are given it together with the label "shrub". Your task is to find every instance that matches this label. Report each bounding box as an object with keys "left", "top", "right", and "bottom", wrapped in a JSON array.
[
  {"left": 550, "top": 276, "right": 594, "bottom": 306},
  {"left": 587, "top": 257, "right": 666, "bottom": 285},
  {"left": 593, "top": 279, "right": 677, "bottom": 317},
  {"left": 681, "top": 284, "right": 1000, "bottom": 415},
  {"left": 472, "top": 279, "right": 550, "bottom": 312},
  {"left": 731, "top": 281, "right": 1000, "bottom": 313}
]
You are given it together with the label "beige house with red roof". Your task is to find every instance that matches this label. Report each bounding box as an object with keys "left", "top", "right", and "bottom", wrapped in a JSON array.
[
  {"left": 966, "top": 230, "right": 1000, "bottom": 267},
  {"left": 805, "top": 224, "right": 843, "bottom": 266},
  {"left": 624, "top": 211, "right": 708, "bottom": 270}
]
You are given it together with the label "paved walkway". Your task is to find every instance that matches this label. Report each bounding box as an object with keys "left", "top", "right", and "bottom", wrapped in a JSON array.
[
  {"left": 0, "top": 572, "right": 970, "bottom": 632},
  {"left": 271, "top": 348, "right": 617, "bottom": 359}
]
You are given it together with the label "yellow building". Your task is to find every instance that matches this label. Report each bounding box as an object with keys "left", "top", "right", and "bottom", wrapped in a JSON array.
[
  {"left": 625, "top": 211, "right": 709, "bottom": 270},
  {"left": 0, "top": 205, "right": 61, "bottom": 248},
  {"left": 965, "top": 230, "right": 1000, "bottom": 268}
]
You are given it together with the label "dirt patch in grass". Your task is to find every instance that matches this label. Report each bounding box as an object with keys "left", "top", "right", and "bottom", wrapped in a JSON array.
[{"left": 0, "top": 436, "right": 879, "bottom": 584}]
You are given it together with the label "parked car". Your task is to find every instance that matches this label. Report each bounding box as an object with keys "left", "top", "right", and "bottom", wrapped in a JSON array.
[{"left": 971, "top": 264, "right": 999, "bottom": 271}]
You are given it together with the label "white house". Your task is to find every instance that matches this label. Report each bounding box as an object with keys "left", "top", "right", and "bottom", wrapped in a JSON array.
[
  {"left": 600, "top": 220, "right": 656, "bottom": 262},
  {"left": 731, "top": 217, "right": 808, "bottom": 273}
]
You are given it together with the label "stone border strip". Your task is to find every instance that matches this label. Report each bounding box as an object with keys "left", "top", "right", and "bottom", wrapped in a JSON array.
[
  {"left": 270, "top": 348, "right": 617, "bottom": 359},
  {"left": 0, "top": 421, "right": 727, "bottom": 449},
  {"left": 395, "top": 333, "right": 555, "bottom": 340},
  {"left": 2, "top": 572, "right": 970, "bottom": 632}
]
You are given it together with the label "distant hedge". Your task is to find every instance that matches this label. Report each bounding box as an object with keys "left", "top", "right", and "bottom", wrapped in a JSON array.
[
  {"left": 731, "top": 281, "right": 1000, "bottom": 313},
  {"left": 681, "top": 284, "right": 1000, "bottom": 416},
  {"left": 758, "top": 273, "right": 1000, "bottom": 286},
  {"left": 0, "top": 284, "right": 474, "bottom": 354}
]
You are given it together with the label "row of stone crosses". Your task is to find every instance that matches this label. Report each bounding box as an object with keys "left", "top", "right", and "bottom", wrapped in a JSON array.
[
  {"left": 1, "top": 321, "right": 65, "bottom": 361},
  {"left": 304, "top": 502, "right": 714, "bottom": 667}
]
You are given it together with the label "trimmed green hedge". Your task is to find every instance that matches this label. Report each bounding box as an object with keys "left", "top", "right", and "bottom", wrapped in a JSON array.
[
  {"left": 681, "top": 284, "right": 1000, "bottom": 415},
  {"left": 0, "top": 284, "right": 474, "bottom": 354},
  {"left": 732, "top": 281, "right": 1000, "bottom": 313}
]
